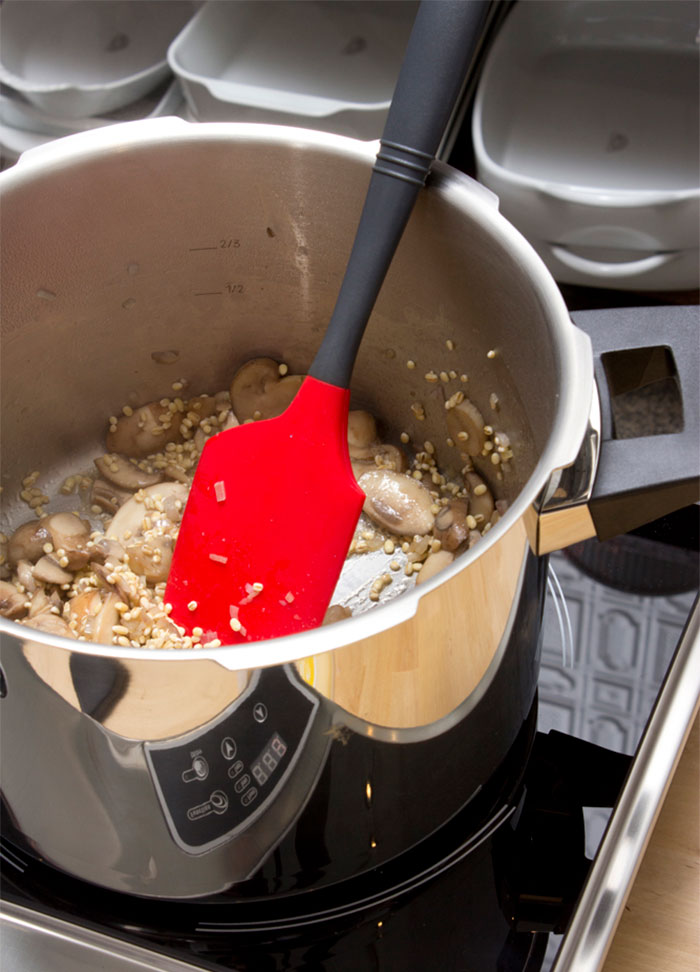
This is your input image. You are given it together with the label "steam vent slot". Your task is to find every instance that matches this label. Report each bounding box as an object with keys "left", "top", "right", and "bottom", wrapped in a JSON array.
[{"left": 602, "top": 346, "right": 682, "bottom": 439}]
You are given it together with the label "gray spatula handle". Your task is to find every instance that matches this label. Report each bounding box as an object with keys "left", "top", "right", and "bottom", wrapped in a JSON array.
[{"left": 308, "top": 0, "right": 490, "bottom": 389}]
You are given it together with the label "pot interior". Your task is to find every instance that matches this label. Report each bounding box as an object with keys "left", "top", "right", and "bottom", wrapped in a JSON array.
[{"left": 0, "top": 124, "right": 569, "bottom": 637}]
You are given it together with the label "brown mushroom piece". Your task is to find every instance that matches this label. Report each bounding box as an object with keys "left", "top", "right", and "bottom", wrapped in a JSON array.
[
  {"left": 0, "top": 580, "right": 27, "bottom": 619},
  {"left": 107, "top": 482, "right": 188, "bottom": 543},
  {"left": 416, "top": 549, "right": 455, "bottom": 584},
  {"left": 94, "top": 453, "right": 163, "bottom": 491},
  {"left": 188, "top": 394, "right": 218, "bottom": 420},
  {"left": 27, "top": 588, "right": 52, "bottom": 618},
  {"left": 89, "top": 536, "right": 126, "bottom": 567},
  {"left": 15, "top": 559, "right": 37, "bottom": 594},
  {"left": 433, "top": 499, "right": 469, "bottom": 552},
  {"left": 106, "top": 402, "right": 183, "bottom": 459},
  {"left": 446, "top": 397, "right": 486, "bottom": 457},
  {"left": 351, "top": 459, "right": 374, "bottom": 482},
  {"left": 126, "top": 536, "right": 174, "bottom": 584},
  {"left": 68, "top": 590, "right": 121, "bottom": 644},
  {"left": 23, "top": 612, "right": 76, "bottom": 639},
  {"left": 351, "top": 442, "right": 407, "bottom": 472},
  {"left": 322, "top": 604, "right": 352, "bottom": 625},
  {"left": 489, "top": 498, "right": 509, "bottom": 528},
  {"left": 89, "top": 561, "right": 140, "bottom": 605},
  {"left": 32, "top": 555, "right": 73, "bottom": 586},
  {"left": 230, "top": 357, "right": 304, "bottom": 421},
  {"left": 7, "top": 519, "right": 52, "bottom": 566},
  {"left": 357, "top": 469, "right": 435, "bottom": 537},
  {"left": 347, "top": 410, "right": 378, "bottom": 454},
  {"left": 90, "top": 479, "right": 134, "bottom": 516},
  {"left": 45, "top": 512, "right": 92, "bottom": 570},
  {"left": 464, "top": 471, "right": 495, "bottom": 523}
]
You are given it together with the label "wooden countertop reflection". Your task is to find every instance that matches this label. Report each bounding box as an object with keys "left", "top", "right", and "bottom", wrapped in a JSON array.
[{"left": 602, "top": 713, "right": 700, "bottom": 972}]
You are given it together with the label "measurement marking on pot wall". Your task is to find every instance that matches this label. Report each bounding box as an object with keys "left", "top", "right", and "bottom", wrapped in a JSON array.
[
  {"left": 189, "top": 239, "right": 241, "bottom": 251},
  {"left": 193, "top": 284, "right": 245, "bottom": 297}
]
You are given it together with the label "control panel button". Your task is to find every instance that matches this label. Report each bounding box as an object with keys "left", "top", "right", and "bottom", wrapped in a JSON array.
[
  {"left": 181, "top": 753, "right": 209, "bottom": 783},
  {"left": 241, "top": 787, "right": 258, "bottom": 807},
  {"left": 186, "top": 790, "right": 229, "bottom": 821},
  {"left": 253, "top": 702, "right": 268, "bottom": 723},
  {"left": 220, "top": 737, "right": 237, "bottom": 760},
  {"left": 227, "top": 759, "right": 244, "bottom": 779},
  {"left": 233, "top": 773, "right": 251, "bottom": 794}
]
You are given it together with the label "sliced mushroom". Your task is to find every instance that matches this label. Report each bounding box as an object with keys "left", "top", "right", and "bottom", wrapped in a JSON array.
[
  {"left": 15, "top": 559, "right": 37, "bottom": 594},
  {"left": 23, "top": 612, "right": 76, "bottom": 639},
  {"left": 27, "top": 588, "right": 52, "bottom": 618},
  {"left": 467, "top": 529, "right": 482, "bottom": 549},
  {"left": 89, "top": 536, "right": 126, "bottom": 566},
  {"left": 494, "top": 498, "right": 509, "bottom": 521},
  {"left": 90, "top": 478, "right": 133, "bottom": 515},
  {"left": 219, "top": 411, "right": 239, "bottom": 432},
  {"left": 416, "top": 549, "right": 455, "bottom": 584},
  {"left": 213, "top": 389, "right": 232, "bottom": 412},
  {"left": 32, "top": 555, "right": 73, "bottom": 586},
  {"left": 107, "top": 483, "right": 188, "bottom": 544},
  {"left": 323, "top": 604, "right": 352, "bottom": 625},
  {"left": 0, "top": 580, "right": 28, "bottom": 619},
  {"left": 347, "top": 411, "right": 378, "bottom": 454},
  {"left": 433, "top": 499, "right": 469, "bottom": 552},
  {"left": 464, "top": 471, "right": 495, "bottom": 523},
  {"left": 7, "top": 519, "right": 52, "bottom": 566},
  {"left": 229, "top": 357, "right": 279, "bottom": 416},
  {"left": 188, "top": 394, "right": 218, "bottom": 421},
  {"left": 358, "top": 469, "right": 435, "bottom": 537},
  {"left": 94, "top": 453, "right": 163, "bottom": 491},
  {"left": 351, "top": 459, "right": 375, "bottom": 481},
  {"left": 351, "top": 442, "right": 407, "bottom": 472},
  {"left": 163, "top": 464, "right": 191, "bottom": 484},
  {"left": 230, "top": 357, "right": 304, "bottom": 421},
  {"left": 126, "top": 536, "right": 173, "bottom": 584},
  {"left": 159, "top": 483, "right": 189, "bottom": 524},
  {"left": 89, "top": 561, "right": 131, "bottom": 603},
  {"left": 45, "top": 513, "right": 91, "bottom": 570},
  {"left": 446, "top": 397, "right": 486, "bottom": 457},
  {"left": 106, "top": 402, "right": 182, "bottom": 458},
  {"left": 68, "top": 590, "right": 121, "bottom": 644}
]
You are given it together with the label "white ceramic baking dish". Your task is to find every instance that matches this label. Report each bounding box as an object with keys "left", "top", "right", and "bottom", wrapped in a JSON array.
[
  {"left": 0, "top": 1, "right": 196, "bottom": 118},
  {"left": 472, "top": 0, "right": 700, "bottom": 291},
  {"left": 167, "top": 1, "right": 419, "bottom": 139},
  {"left": 0, "top": 79, "right": 184, "bottom": 139},
  {"left": 0, "top": 81, "right": 185, "bottom": 167}
]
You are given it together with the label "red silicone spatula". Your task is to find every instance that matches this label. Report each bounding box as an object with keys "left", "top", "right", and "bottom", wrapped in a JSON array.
[{"left": 165, "top": 0, "right": 490, "bottom": 644}]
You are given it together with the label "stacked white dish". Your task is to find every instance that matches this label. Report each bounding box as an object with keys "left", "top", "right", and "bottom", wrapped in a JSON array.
[
  {"left": 0, "top": 0, "right": 195, "bottom": 164},
  {"left": 472, "top": 1, "right": 700, "bottom": 291},
  {"left": 168, "top": 1, "right": 419, "bottom": 139}
]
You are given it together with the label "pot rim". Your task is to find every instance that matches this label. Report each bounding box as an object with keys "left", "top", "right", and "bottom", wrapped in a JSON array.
[{"left": 0, "top": 119, "right": 594, "bottom": 668}]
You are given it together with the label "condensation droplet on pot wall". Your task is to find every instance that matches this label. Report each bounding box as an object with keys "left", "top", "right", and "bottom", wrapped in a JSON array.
[{"left": 151, "top": 350, "right": 181, "bottom": 365}]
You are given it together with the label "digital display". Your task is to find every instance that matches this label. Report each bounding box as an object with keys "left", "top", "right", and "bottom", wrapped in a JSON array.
[{"left": 251, "top": 733, "right": 287, "bottom": 786}]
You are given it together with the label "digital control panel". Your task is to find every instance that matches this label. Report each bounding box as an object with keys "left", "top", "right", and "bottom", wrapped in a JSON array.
[{"left": 144, "top": 666, "right": 319, "bottom": 853}]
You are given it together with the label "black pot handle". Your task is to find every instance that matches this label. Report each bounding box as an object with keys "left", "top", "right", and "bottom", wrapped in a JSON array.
[{"left": 571, "top": 305, "right": 700, "bottom": 540}]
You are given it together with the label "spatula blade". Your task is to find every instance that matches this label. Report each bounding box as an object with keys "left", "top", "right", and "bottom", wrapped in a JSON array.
[{"left": 165, "top": 376, "right": 365, "bottom": 644}]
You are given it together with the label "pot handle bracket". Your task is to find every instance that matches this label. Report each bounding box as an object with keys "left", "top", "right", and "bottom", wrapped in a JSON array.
[{"left": 572, "top": 305, "right": 700, "bottom": 541}]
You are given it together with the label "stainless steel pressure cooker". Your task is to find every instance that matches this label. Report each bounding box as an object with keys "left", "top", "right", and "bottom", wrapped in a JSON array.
[{"left": 0, "top": 121, "right": 697, "bottom": 898}]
